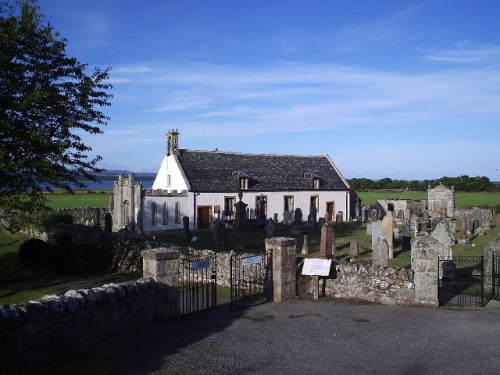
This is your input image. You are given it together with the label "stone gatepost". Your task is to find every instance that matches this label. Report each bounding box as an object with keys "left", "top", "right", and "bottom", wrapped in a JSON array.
[
  {"left": 141, "top": 247, "right": 180, "bottom": 318},
  {"left": 411, "top": 237, "right": 440, "bottom": 307},
  {"left": 265, "top": 237, "right": 297, "bottom": 303}
]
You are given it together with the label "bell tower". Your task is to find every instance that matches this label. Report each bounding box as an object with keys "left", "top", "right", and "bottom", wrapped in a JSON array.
[{"left": 167, "top": 128, "right": 180, "bottom": 156}]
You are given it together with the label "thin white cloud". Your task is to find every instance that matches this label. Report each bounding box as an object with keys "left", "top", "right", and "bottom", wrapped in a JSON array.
[{"left": 422, "top": 44, "right": 500, "bottom": 64}]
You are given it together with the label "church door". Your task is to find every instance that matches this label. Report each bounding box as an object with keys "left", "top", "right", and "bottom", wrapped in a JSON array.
[
  {"left": 326, "top": 202, "right": 335, "bottom": 222},
  {"left": 198, "top": 206, "right": 212, "bottom": 229}
]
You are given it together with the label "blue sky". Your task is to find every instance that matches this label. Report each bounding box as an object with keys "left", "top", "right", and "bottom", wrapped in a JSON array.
[{"left": 32, "top": 0, "right": 500, "bottom": 180}]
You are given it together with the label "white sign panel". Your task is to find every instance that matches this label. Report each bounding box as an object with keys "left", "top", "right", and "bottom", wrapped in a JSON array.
[
  {"left": 241, "top": 255, "right": 263, "bottom": 266},
  {"left": 302, "top": 258, "right": 332, "bottom": 276}
]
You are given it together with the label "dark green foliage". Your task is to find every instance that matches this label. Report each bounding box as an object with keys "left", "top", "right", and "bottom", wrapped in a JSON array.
[
  {"left": 348, "top": 175, "right": 497, "bottom": 192},
  {"left": 37, "top": 212, "right": 73, "bottom": 231},
  {"left": 0, "top": 1, "right": 112, "bottom": 231},
  {"left": 18, "top": 234, "right": 107, "bottom": 274},
  {"left": 18, "top": 237, "right": 49, "bottom": 270}
]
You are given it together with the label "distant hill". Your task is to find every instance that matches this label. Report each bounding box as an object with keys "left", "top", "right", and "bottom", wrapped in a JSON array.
[{"left": 94, "top": 170, "right": 156, "bottom": 182}]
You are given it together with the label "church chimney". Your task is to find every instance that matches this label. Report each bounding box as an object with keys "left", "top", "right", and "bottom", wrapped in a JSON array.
[{"left": 167, "top": 129, "right": 180, "bottom": 156}]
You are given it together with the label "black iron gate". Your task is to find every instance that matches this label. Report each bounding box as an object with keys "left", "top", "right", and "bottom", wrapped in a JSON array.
[
  {"left": 489, "top": 252, "right": 500, "bottom": 299},
  {"left": 438, "top": 256, "right": 484, "bottom": 308},
  {"left": 179, "top": 253, "right": 217, "bottom": 315},
  {"left": 230, "top": 252, "right": 272, "bottom": 310}
]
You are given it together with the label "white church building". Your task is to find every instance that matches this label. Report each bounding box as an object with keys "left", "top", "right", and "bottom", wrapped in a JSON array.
[{"left": 112, "top": 129, "right": 354, "bottom": 233}]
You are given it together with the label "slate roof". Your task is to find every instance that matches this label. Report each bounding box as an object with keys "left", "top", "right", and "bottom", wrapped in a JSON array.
[{"left": 176, "top": 149, "right": 349, "bottom": 193}]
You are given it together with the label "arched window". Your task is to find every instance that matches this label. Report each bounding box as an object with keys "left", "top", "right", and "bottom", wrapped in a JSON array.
[
  {"left": 163, "top": 203, "right": 169, "bottom": 225},
  {"left": 175, "top": 202, "right": 181, "bottom": 224},
  {"left": 151, "top": 203, "right": 157, "bottom": 226}
]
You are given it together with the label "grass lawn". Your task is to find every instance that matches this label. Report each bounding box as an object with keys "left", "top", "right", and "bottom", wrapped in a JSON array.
[
  {"left": 44, "top": 189, "right": 112, "bottom": 209},
  {"left": 357, "top": 190, "right": 500, "bottom": 210}
]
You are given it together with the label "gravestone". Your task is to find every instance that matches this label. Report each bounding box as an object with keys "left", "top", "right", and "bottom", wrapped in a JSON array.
[
  {"left": 320, "top": 224, "right": 334, "bottom": 259},
  {"left": 104, "top": 213, "right": 112, "bottom": 232},
  {"left": 256, "top": 196, "right": 266, "bottom": 225},
  {"left": 371, "top": 221, "right": 382, "bottom": 249},
  {"left": 350, "top": 240, "right": 358, "bottom": 256},
  {"left": 373, "top": 237, "right": 389, "bottom": 266},
  {"left": 460, "top": 216, "right": 468, "bottom": 240},
  {"left": 381, "top": 212, "right": 394, "bottom": 259},
  {"left": 402, "top": 221, "right": 411, "bottom": 251},
  {"left": 273, "top": 213, "right": 278, "bottom": 223},
  {"left": 370, "top": 209, "right": 377, "bottom": 222},
  {"left": 266, "top": 218, "right": 275, "bottom": 238},
  {"left": 308, "top": 204, "right": 318, "bottom": 230},
  {"left": 366, "top": 222, "right": 372, "bottom": 235},
  {"left": 234, "top": 195, "right": 249, "bottom": 232},
  {"left": 431, "top": 222, "right": 455, "bottom": 248},
  {"left": 301, "top": 234, "right": 309, "bottom": 255},
  {"left": 182, "top": 216, "right": 191, "bottom": 240},
  {"left": 355, "top": 199, "right": 361, "bottom": 220},
  {"left": 283, "top": 211, "right": 292, "bottom": 225},
  {"left": 335, "top": 212, "right": 343, "bottom": 225},
  {"left": 318, "top": 217, "right": 326, "bottom": 228},
  {"left": 93, "top": 209, "right": 100, "bottom": 229},
  {"left": 448, "top": 222, "right": 456, "bottom": 234},
  {"left": 361, "top": 206, "right": 367, "bottom": 222},
  {"left": 291, "top": 208, "right": 305, "bottom": 235},
  {"left": 411, "top": 237, "right": 440, "bottom": 306},
  {"left": 393, "top": 227, "right": 400, "bottom": 240},
  {"left": 212, "top": 219, "right": 221, "bottom": 244}
]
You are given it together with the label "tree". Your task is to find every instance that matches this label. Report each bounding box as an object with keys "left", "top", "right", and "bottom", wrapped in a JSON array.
[{"left": 0, "top": 1, "right": 112, "bottom": 231}]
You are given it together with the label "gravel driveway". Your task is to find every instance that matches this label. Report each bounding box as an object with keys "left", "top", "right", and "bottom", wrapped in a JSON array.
[{"left": 40, "top": 299, "right": 500, "bottom": 375}]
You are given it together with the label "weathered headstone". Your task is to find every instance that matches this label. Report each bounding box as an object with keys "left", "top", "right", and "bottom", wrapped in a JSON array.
[
  {"left": 402, "top": 221, "right": 411, "bottom": 251},
  {"left": 335, "top": 211, "right": 343, "bottom": 225},
  {"left": 366, "top": 222, "right": 372, "bottom": 235},
  {"left": 430, "top": 222, "right": 455, "bottom": 248},
  {"left": 291, "top": 208, "right": 305, "bottom": 235},
  {"left": 273, "top": 213, "right": 278, "bottom": 223},
  {"left": 266, "top": 218, "right": 275, "bottom": 238},
  {"left": 350, "top": 240, "right": 358, "bottom": 256},
  {"left": 104, "top": 213, "right": 112, "bottom": 232},
  {"left": 301, "top": 234, "right": 309, "bottom": 255},
  {"left": 212, "top": 218, "right": 221, "bottom": 244},
  {"left": 320, "top": 224, "right": 334, "bottom": 259},
  {"left": 93, "top": 209, "right": 100, "bottom": 229},
  {"left": 410, "top": 237, "right": 440, "bottom": 306},
  {"left": 256, "top": 196, "right": 266, "bottom": 225},
  {"left": 371, "top": 221, "right": 382, "bottom": 249},
  {"left": 318, "top": 217, "right": 326, "bottom": 227},
  {"left": 283, "top": 211, "right": 292, "bottom": 225},
  {"left": 460, "top": 217, "right": 468, "bottom": 240},
  {"left": 373, "top": 237, "right": 389, "bottom": 266},
  {"left": 234, "top": 194, "right": 249, "bottom": 232},
  {"left": 381, "top": 212, "right": 394, "bottom": 259},
  {"left": 183, "top": 216, "right": 191, "bottom": 240},
  {"left": 308, "top": 204, "right": 318, "bottom": 230}
]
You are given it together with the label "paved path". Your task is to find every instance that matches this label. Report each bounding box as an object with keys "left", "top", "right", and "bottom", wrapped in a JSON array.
[{"left": 41, "top": 299, "right": 500, "bottom": 375}]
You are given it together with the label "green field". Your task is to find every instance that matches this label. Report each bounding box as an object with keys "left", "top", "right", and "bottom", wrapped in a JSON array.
[
  {"left": 44, "top": 190, "right": 500, "bottom": 211},
  {"left": 45, "top": 190, "right": 112, "bottom": 209},
  {"left": 357, "top": 191, "right": 500, "bottom": 210}
]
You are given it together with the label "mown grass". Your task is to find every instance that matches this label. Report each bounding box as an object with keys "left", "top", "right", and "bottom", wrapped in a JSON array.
[
  {"left": 357, "top": 191, "right": 500, "bottom": 210},
  {"left": 44, "top": 189, "right": 112, "bottom": 209}
]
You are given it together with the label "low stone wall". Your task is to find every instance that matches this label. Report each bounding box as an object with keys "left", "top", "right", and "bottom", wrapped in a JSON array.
[
  {"left": 56, "top": 207, "right": 108, "bottom": 225},
  {"left": 0, "top": 278, "right": 172, "bottom": 375},
  {"left": 305, "top": 261, "right": 416, "bottom": 305}
]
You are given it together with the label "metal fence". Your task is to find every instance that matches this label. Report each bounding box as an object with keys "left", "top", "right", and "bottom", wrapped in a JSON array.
[
  {"left": 230, "top": 253, "right": 273, "bottom": 310},
  {"left": 438, "top": 256, "right": 484, "bottom": 308},
  {"left": 178, "top": 253, "right": 217, "bottom": 315}
]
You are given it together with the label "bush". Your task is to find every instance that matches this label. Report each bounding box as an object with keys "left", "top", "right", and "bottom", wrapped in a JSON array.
[
  {"left": 38, "top": 212, "right": 74, "bottom": 231},
  {"left": 18, "top": 238, "right": 50, "bottom": 271}
]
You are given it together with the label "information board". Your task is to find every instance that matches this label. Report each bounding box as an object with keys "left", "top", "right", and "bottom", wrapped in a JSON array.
[
  {"left": 241, "top": 255, "right": 263, "bottom": 266},
  {"left": 191, "top": 259, "right": 210, "bottom": 270},
  {"left": 302, "top": 258, "right": 332, "bottom": 276}
]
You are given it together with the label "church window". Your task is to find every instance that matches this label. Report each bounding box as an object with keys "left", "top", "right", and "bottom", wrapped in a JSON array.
[
  {"left": 151, "top": 203, "right": 157, "bottom": 226},
  {"left": 163, "top": 203, "right": 169, "bottom": 225},
  {"left": 224, "top": 196, "right": 236, "bottom": 214},
  {"left": 167, "top": 175, "right": 171, "bottom": 187},
  {"left": 284, "top": 196, "right": 294, "bottom": 212},
  {"left": 310, "top": 196, "right": 319, "bottom": 212},
  {"left": 240, "top": 177, "right": 249, "bottom": 190},
  {"left": 175, "top": 202, "right": 181, "bottom": 224}
]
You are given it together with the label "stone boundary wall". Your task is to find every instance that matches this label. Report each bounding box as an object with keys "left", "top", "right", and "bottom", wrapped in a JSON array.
[
  {"left": 305, "top": 262, "right": 416, "bottom": 305},
  {"left": 0, "top": 278, "right": 172, "bottom": 375},
  {"left": 56, "top": 207, "right": 108, "bottom": 225}
]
